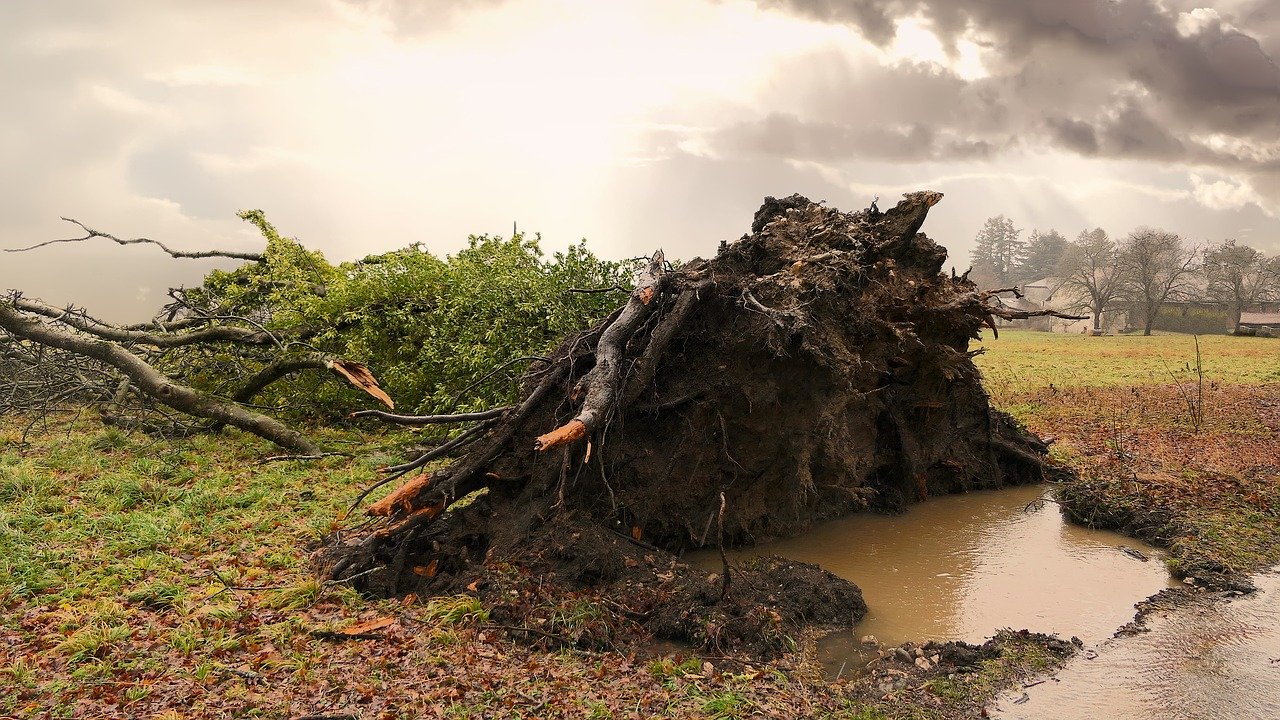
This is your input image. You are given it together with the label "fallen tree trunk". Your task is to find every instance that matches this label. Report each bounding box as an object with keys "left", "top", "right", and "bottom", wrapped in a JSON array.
[
  {"left": 0, "top": 300, "right": 323, "bottom": 454},
  {"left": 325, "top": 192, "right": 1080, "bottom": 654},
  {"left": 0, "top": 296, "right": 394, "bottom": 452}
]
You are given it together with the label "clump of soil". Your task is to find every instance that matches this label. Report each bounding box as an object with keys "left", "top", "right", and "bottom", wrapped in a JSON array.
[
  {"left": 846, "top": 631, "right": 1079, "bottom": 713},
  {"left": 325, "top": 192, "right": 1054, "bottom": 655}
]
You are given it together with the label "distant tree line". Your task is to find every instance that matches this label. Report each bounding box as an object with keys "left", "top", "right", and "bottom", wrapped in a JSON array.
[{"left": 969, "top": 215, "right": 1280, "bottom": 334}]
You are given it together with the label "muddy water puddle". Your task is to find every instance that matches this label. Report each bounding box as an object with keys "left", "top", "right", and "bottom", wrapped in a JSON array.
[
  {"left": 690, "top": 484, "right": 1175, "bottom": 666},
  {"left": 992, "top": 570, "right": 1280, "bottom": 719}
]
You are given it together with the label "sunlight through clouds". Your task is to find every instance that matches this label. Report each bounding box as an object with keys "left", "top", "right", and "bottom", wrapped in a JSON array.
[{"left": 1, "top": 0, "right": 1277, "bottom": 320}]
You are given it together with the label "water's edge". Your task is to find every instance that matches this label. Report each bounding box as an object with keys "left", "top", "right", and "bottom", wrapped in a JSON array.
[
  {"left": 990, "top": 569, "right": 1280, "bottom": 719},
  {"left": 688, "top": 484, "right": 1175, "bottom": 670}
]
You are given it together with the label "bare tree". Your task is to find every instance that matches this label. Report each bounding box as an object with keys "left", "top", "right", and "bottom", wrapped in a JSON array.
[
  {"left": 1117, "top": 228, "right": 1199, "bottom": 336},
  {"left": 1202, "top": 240, "right": 1280, "bottom": 330},
  {"left": 1056, "top": 228, "right": 1127, "bottom": 334}
]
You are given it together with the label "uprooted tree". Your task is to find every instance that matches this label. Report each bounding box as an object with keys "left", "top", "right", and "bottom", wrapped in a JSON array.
[
  {"left": 2, "top": 192, "right": 1080, "bottom": 654},
  {"left": 321, "top": 192, "right": 1080, "bottom": 651}
]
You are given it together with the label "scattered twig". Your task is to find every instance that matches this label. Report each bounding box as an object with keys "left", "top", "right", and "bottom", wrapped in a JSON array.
[
  {"left": 258, "top": 452, "right": 348, "bottom": 464},
  {"left": 350, "top": 406, "right": 511, "bottom": 426}
]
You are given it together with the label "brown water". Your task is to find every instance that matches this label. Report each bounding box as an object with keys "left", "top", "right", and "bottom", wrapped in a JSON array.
[
  {"left": 991, "top": 570, "right": 1280, "bottom": 719},
  {"left": 688, "top": 484, "right": 1175, "bottom": 660}
]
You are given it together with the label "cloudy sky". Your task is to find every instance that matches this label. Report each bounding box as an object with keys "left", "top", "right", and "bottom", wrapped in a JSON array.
[{"left": 2, "top": 0, "right": 1278, "bottom": 321}]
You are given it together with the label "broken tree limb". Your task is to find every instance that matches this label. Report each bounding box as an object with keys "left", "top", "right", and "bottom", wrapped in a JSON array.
[
  {"left": 231, "top": 353, "right": 336, "bottom": 404},
  {"left": 5, "top": 217, "right": 264, "bottom": 262},
  {"left": 328, "top": 360, "right": 394, "bottom": 410},
  {"left": 533, "top": 251, "right": 667, "bottom": 452},
  {"left": 0, "top": 300, "right": 320, "bottom": 454},
  {"left": 621, "top": 280, "right": 715, "bottom": 406},
  {"left": 532, "top": 419, "right": 587, "bottom": 452},
  {"left": 205, "top": 356, "right": 392, "bottom": 432},
  {"left": 367, "top": 473, "right": 434, "bottom": 517}
]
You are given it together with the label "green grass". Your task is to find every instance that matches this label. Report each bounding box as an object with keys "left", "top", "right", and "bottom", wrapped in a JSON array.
[
  {"left": 973, "top": 329, "right": 1280, "bottom": 394},
  {"left": 973, "top": 330, "right": 1280, "bottom": 583},
  {"left": 2, "top": 417, "right": 879, "bottom": 718},
  {"left": 0, "top": 422, "right": 374, "bottom": 608}
]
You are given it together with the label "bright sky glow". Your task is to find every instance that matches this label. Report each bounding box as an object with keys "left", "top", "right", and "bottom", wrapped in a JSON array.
[{"left": 1, "top": 0, "right": 1276, "bottom": 320}]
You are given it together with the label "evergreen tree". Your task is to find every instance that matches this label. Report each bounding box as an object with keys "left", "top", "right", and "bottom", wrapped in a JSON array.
[
  {"left": 1016, "top": 229, "right": 1069, "bottom": 283},
  {"left": 970, "top": 215, "right": 1026, "bottom": 287}
]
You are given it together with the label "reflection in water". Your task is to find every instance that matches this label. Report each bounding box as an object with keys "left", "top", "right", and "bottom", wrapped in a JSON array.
[
  {"left": 993, "top": 571, "right": 1280, "bottom": 719},
  {"left": 689, "top": 484, "right": 1174, "bottom": 657}
]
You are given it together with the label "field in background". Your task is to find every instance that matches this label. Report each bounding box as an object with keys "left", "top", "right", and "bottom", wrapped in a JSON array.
[{"left": 973, "top": 329, "right": 1280, "bottom": 394}]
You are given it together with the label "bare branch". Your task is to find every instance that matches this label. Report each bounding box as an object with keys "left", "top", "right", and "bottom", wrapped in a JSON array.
[
  {"left": 382, "top": 420, "right": 497, "bottom": 474},
  {"left": 6, "top": 218, "right": 263, "bottom": 261},
  {"left": 10, "top": 298, "right": 294, "bottom": 347}
]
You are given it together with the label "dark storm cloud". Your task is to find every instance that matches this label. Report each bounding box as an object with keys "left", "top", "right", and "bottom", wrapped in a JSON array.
[
  {"left": 760, "top": 0, "right": 1280, "bottom": 132},
  {"left": 738, "top": 0, "right": 1280, "bottom": 211},
  {"left": 1044, "top": 117, "right": 1099, "bottom": 156},
  {"left": 1045, "top": 101, "right": 1185, "bottom": 161}
]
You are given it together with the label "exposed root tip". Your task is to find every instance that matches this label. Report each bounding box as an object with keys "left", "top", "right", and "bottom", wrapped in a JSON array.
[{"left": 533, "top": 419, "right": 587, "bottom": 452}]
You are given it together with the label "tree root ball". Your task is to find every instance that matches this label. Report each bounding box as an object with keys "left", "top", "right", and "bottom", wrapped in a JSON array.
[{"left": 321, "top": 192, "right": 1053, "bottom": 655}]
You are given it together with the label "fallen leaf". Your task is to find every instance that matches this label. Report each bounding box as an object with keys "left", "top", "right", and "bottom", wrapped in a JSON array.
[{"left": 342, "top": 617, "right": 396, "bottom": 635}]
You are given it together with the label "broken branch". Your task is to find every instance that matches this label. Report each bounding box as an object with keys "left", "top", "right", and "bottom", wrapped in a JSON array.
[{"left": 6, "top": 217, "right": 263, "bottom": 261}]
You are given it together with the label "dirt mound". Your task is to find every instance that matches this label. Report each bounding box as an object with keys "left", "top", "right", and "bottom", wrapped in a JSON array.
[{"left": 324, "top": 192, "right": 1060, "bottom": 654}]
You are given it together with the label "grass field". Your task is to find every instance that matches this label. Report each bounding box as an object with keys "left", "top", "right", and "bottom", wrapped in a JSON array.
[
  {"left": 1, "top": 329, "right": 1276, "bottom": 718},
  {"left": 973, "top": 329, "right": 1280, "bottom": 394}
]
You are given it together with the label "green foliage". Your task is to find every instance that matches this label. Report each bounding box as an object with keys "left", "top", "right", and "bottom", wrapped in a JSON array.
[
  {"left": 183, "top": 210, "right": 339, "bottom": 324},
  {"left": 169, "top": 212, "right": 632, "bottom": 417},
  {"left": 307, "top": 233, "right": 632, "bottom": 414}
]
